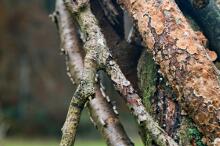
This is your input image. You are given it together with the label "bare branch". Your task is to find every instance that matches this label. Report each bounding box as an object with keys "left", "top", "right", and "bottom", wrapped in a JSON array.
[
  {"left": 64, "top": 0, "right": 179, "bottom": 145},
  {"left": 53, "top": 0, "right": 133, "bottom": 146}
]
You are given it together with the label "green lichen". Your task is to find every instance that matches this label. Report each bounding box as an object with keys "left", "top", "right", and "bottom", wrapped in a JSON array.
[
  {"left": 137, "top": 51, "right": 157, "bottom": 114},
  {"left": 137, "top": 51, "right": 158, "bottom": 146},
  {"left": 187, "top": 127, "right": 206, "bottom": 146},
  {"left": 178, "top": 117, "right": 207, "bottom": 146},
  {"left": 177, "top": 117, "right": 206, "bottom": 146}
]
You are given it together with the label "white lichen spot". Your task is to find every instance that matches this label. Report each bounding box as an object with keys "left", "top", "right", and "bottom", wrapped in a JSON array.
[
  {"left": 89, "top": 96, "right": 93, "bottom": 101},
  {"left": 106, "top": 96, "right": 111, "bottom": 102},
  {"left": 95, "top": 73, "right": 99, "bottom": 82},
  {"left": 100, "top": 87, "right": 106, "bottom": 97},
  {"left": 100, "top": 83, "right": 105, "bottom": 91},
  {"left": 113, "top": 106, "right": 119, "bottom": 115},
  {"left": 213, "top": 138, "right": 220, "bottom": 146},
  {"left": 109, "top": 60, "right": 114, "bottom": 65},
  {"left": 67, "top": 72, "right": 72, "bottom": 77},
  {"left": 66, "top": 66, "right": 70, "bottom": 72},
  {"left": 60, "top": 48, "right": 66, "bottom": 54},
  {"left": 89, "top": 117, "right": 95, "bottom": 126},
  {"left": 123, "top": 80, "right": 130, "bottom": 86},
  {"left": 158, "top": 69, "right": 162, "bottom": 74},
  {"left": 100, "top": 118, "right": 106, "bottom": 127}
]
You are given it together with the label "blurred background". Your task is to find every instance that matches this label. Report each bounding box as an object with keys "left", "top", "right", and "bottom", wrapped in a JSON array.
[{"left": 0, "top": 0, "right": 141, "bottom": 145}]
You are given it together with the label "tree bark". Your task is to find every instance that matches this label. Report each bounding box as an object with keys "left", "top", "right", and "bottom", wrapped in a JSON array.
[
  {"left": 176, "top": 0, "right": 220, "bottom": 60},
  {"left": 118, "top": 0, "right": 220, "bottom": 144},
  {"left": 62, "top": 0, "right": 179, "bottom": 145},
  {"left": 136, "top": 10, "right": 216, "bottom": 146},
  {"left": 138, "top": 51, "right": 207, "bottom": 146},
  {"left": 53, "top": 0, "right": 133, "bottom": 145}
]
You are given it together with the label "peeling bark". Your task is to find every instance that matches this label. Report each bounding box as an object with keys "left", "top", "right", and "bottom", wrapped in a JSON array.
[{"left": 118, "top": 0, "right": 220, "bottom": 144}]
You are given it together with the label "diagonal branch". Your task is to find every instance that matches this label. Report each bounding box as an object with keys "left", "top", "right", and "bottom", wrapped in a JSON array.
[
  {"left": 52, "top": 0, "right": 133, "bottom": 146},
  {"left": 176, "top": 0, "right": 220, "bottom": 60},
  {"left": 117, "top": 0, "right": 220, "bottom": 144},
  {"left": 64, "top": 0, "right": 178, "bottom": 146}
]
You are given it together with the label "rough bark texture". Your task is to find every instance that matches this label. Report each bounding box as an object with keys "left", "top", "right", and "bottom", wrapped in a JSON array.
[
  {"left": 91, "top": 0, "right": 141, "bottom": 88},
  {"left": 118, "top": 0, "right": 220, "bottom": 144},
  {"left": 53, "top": 0, "right": 134, "bottom": 146},
  {"left": 138, "top": 51, "right": 207, "bottom": 146},
  {"left": 176, "top": 0, "right": 220, "bottom": 60},
  {"left": 88, "top": 84, "right": 134, "bottom": 146},
  {"left": 63, "top": 0, "right": 178, "bottom": 145},
  {"left": 54, "top": 1, "right": 96, "bottom": 145},
  {"left": 136, "top": 12, "right": 216, "bottom": 146}
]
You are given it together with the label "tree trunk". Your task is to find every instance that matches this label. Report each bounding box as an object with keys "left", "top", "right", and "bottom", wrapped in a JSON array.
[
  {"left": 118, "top": 0, "right": 220, "bottom": 144},
  {"left": 138, "top": 51, "right": 206, "bottom": 146}
]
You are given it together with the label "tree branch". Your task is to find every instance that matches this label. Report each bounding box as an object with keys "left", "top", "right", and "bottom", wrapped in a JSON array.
[
  {"left": 64, "top": 0, "right": 179, "bottom": 146},
  {"left": 117, "top": 0, "right": 220, "bottom": 144},
  {"left": 176, "top": 0, "right": 220, "bottom": 60},
  {"left": 52, "top": 0, "right": 133, "bottom": 145}
]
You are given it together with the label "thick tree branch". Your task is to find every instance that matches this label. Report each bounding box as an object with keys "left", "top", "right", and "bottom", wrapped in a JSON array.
[
  {"left": 117, "top": 0, "right": 220, "bottom": 144},
  {"left": 64, "top": 0, "right": 178, "bottom": 146},
  {"left": 52, "top": 0, "right": 133, "bottom": 146},
  {"left": 176, "top": 0, "right": 220, "bottom": 60}
]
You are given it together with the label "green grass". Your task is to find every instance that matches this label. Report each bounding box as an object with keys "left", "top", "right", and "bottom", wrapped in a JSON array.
[
  {"left": 1, "top": 138, "right": 143, "bottom": 146},
  {"left": 1, "top": 138, "right": 58, "bottom": 146}
]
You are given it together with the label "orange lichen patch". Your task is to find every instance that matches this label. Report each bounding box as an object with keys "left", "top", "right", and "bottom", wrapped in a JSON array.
[
  {"left": 143, "top": 31, "right": 155, "bottom": 50},
  {"left": 161, "top": 0, "right": 172, "bottom": 11},
  {"left": 177, "top": 53, "right": 188, "bottom": 62},
  {"left": 212, "top": 99, "right": 220, "bottom": 108},
  {"left": 120, "top": 0, "right": 220, "bottom": 142},
  {"left": 195, "top": 31, "right": 207, "bottom": 47},
  {"left": 149, "top": 10, "right": 165, "bottom": 35},
  {"left": 208, "top": 105, "right": 215, "bottom": 112},
  {"left": 131, "top": 1, "right": 156, "bottom": 50},
  {"left": 176, "top": 39, "right": 188, "bottom": 50},
  {"left": 187, "top": 44, "right": 199, "bottom": 55},
  {"left": 106, "top": 117, "right": 118, "bottom": 124},
  {"left": 195, "top": 112, "right": 210, "bottom": 125},
  {"left": 191, "top": 98, "right": 200, "bottom": 107},
  {"left": 207, "top": 50, "right": 217, "bottom": 62}
]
